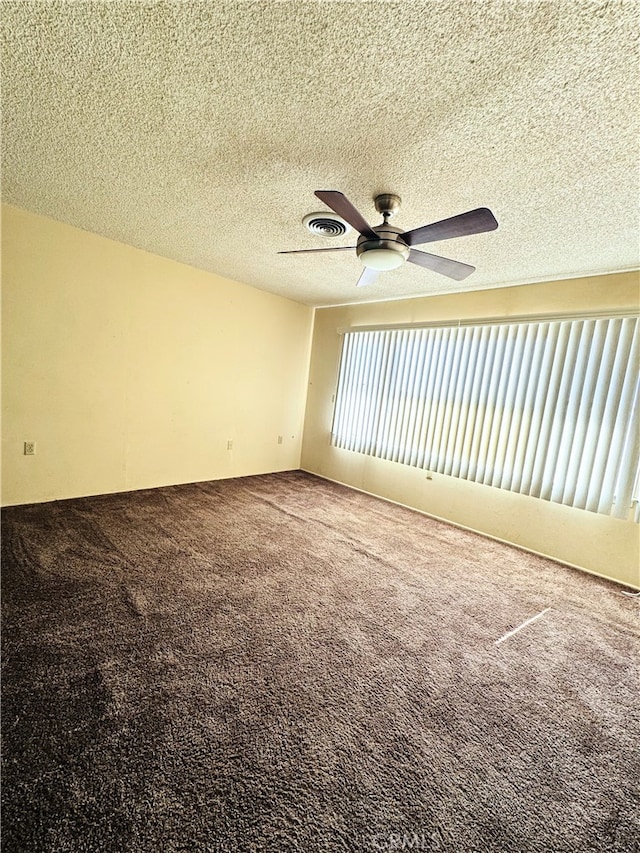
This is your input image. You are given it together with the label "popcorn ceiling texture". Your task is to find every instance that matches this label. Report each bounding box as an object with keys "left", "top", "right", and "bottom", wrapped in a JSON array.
[{"left": 2, "top": 1, "right": 639, "bottom": 307}]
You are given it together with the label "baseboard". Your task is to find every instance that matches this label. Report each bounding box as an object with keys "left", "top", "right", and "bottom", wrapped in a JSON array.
[{"left": 300, "top": 469, "right": 640, "bottom": 592}]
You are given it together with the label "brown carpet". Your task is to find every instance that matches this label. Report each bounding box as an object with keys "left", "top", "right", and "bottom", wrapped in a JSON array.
[{"left": 2, "top": 470, "right": 639, "bottom": 853}]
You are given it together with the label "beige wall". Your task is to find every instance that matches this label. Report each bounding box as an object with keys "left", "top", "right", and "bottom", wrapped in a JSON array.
[
  {"left": 301, "top": 272, "right": 640, "bottom": 588},
  {"left": 2, "top": 204, "right": 313, "bottom": 506}
]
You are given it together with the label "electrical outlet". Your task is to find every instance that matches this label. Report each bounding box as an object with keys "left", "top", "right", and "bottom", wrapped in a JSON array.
[
  {"left": 277, "top": 435, "right": 283, "bottom": 445},
  {"left": 227, "top": 440, "right": 233, "bottom": 450},
  {"left": 24, "top": 441, "right": 36, "bottom": 456}
]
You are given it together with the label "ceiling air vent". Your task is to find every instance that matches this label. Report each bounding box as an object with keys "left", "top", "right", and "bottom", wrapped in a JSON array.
[{"left": 303, "top": 211, "right": 352, "bottom": 238}]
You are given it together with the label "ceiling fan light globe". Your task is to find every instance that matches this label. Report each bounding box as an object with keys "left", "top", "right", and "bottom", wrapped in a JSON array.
[{"left": 360, "top": 248, "right": 405, "bottom": 271}]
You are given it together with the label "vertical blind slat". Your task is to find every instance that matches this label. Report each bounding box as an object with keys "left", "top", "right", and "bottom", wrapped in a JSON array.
[
  {"left": 573, "top": 320, "right": 621, "bottom": 510},
  {"left": 351, "top": 331, "right": 371, "bottom": 453},
  {"left": 489, "top": 325, "right": 521, "bottom": 487},
  {"left": 394, "top": 330, "right": 417, "bottom": 462},
  {"left": 561, "top": 320, "right": 607, "bottom": 507},
  {"left": 371, "top": 333, "right": 394, "bottom": 456},
  {"left": 539, "top": 321, "right": 584, "bottom": 501},
  {"left": 427, "top": 328, "right": 456, "bottom": 472},
  {"left": 384, "top": 330, "right": 405, "bottom": 461},
  {"left": 447, "top": 327, "right": 476, "bottom": 479},
  {"left": 528, "top": 322, "right": 571, "bottom": 498},
  {"left": 458, "top": 326, "right": 491, "bottom": 480},
  {"left": 402, "top": 332, "right": 427, "bottom": 467},
  {"left": 476, "top": 326, "right": 509, "bottom": 483},
  {"left": 423, "top": 328, "right": 450, "bottom": 471},
  {"left": 505, "top": 323, "right": 537, "bottom": 487},
  {"left": 464, "top": 325, "right": 499, "bottom": 482},
  {"left": 372, "top": 331, "right": 396, "bottom": 457},
  {"left": 612, "top": 376, "right": 640, "bottom": 519},
  {"left": 438, "top": 326, "right": 465, "bottom": 475},
  {"left": 589, "top": 319, "right": 638, "bottom": 513},
  {"left": 360, "top": 332, "right": 377, "bottom": 454},
  {"left": 415, "top": 329, "right": 440, "bottom": 470},
  {"left": 507, "top": 323, "right": 549, "bottom": 494},
  {"left": 452, "top": 326, "right": 484, "bottom": 480}
]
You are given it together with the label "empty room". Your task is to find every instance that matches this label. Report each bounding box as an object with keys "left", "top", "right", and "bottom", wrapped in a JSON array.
[{"left": 1, "top": 2, "right": 639, "bottom": 852}]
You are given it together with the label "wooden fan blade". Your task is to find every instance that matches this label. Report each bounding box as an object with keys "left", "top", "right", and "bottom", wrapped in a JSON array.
[
  {"left": 315, "top": 191, "right": 378, "bottom": 240},
  {"left": 401, "top": 208, "right": 498, "bottom": 247},
  {"left": 356, "top": 266, "right": 381, "bottom": 288},
  {"left": 408, "top": 249, "right": 475, "bottom": 281},
  {"left": 278, "top": 246, "right": 356, "bottom": 254}
]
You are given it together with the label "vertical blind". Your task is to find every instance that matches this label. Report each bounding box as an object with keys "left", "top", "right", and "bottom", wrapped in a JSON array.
[{"left": 331, "top": 316, "right": 640, "bottom": 521}]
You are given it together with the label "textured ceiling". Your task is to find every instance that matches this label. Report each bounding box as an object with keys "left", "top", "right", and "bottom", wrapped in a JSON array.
[{"left": 2, "top": 1, "right": 639, "bottom": 307}]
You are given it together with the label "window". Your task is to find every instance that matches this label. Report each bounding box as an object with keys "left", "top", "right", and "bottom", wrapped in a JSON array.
[{"left": 331, "top": 315, "right": 640, "bottom": 521}]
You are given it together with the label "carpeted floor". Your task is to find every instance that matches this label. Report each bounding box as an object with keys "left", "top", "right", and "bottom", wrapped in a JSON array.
[{"left": 2, "top": 470, "right": 639, "bottom": 853}]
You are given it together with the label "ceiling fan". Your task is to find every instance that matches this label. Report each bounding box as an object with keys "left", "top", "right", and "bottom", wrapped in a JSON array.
[{"left": 279, "top": 191, "right": 498, "bottom": 287}]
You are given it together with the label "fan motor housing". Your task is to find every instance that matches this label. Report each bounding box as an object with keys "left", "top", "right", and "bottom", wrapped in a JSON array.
[{"left": 356, "top": 223, "right": 410, "bottom": 267}]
